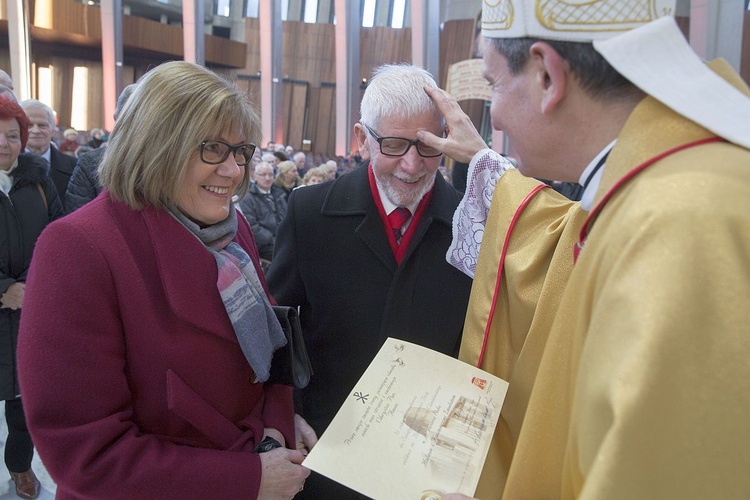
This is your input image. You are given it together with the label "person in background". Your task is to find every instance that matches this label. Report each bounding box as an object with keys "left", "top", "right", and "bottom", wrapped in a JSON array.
[
  {"left": 58, "top": 128, "right": 79, "bottom": 156},
  {"left": 17, "top": 61, "right": 313, "bottom": 499},
  {"left": 418, "top": 1, "right": 750, "bottom": 498},
  {"left": 20, "top": 99, "right": 77, "bottom": 205},
  {"left": 65, "top": 83, "right": 137, "bottom": 214},
  {"left": 273, "top": 160, "right": 301, "bottom": 200},
  {"left": 284, "top": 145, "right": 294, "bottom": 158},
  {"left": 0, "top": 96, "right": 63, "bottom": 500},
  {"left": 301, "top": 165, "right": 327, "bottom": 186},
  {"left": 261, "top": 151, "right": 277, "bottom": 168},
  {"left": 0, "top": 84, "right": 15, "bottom": 102},
  {"left": 86, "top": 128, "right": 105, "bottom": 149},
  {"left": 293, "top": 151, "right": 307, "bottom": 177},
  {"left": 0, "top": 70, "right": 12, "bottom": 91},
  {"left": 239, "top": 161, "right": 288, "bottom": 271},
  {"left": 267, "top": 64, "right": 472, "bottom": 499},
  {"left": 323, "top": 159, "right": 337, "bottom": 180}
]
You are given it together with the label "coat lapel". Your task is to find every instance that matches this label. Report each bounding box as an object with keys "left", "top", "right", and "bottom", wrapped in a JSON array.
[
  {"left": 321, "top": 166, "right": 396, "bottom": 272},
  {"left": 140, "top": 205, "right": 237, "bottom": 342}
]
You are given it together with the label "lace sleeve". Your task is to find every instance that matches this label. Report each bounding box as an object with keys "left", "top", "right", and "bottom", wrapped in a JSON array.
[{"left": 446, "top": 149, "right": 515, "bottom": 278}]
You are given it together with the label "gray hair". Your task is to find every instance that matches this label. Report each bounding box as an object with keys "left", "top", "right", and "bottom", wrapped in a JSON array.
[
  {"left": 359, "top": 64, "right": 444, "bottom": 129},
  {"left": 20, "top": 99, "right": 55, "bottom": 126},
  {"left": 113, "top": 83, "right": 138, "bottom": 121}
]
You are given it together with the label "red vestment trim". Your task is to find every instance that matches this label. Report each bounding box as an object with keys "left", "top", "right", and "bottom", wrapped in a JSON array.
[
  {"left": 574, "top": 136, "right": 725, "bottom": 263},
  {"left": 477, "top": 183, "right": 550, "bottom": 367}
]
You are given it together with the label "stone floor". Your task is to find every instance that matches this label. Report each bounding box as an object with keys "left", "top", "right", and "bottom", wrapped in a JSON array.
[{"left": 0, "top": 403, "right": 55, "bottom": 499}]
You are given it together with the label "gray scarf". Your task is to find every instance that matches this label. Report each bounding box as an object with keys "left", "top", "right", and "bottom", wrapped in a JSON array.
[{"left": 170, "top": 207, "right": 286, "bottom": 382}]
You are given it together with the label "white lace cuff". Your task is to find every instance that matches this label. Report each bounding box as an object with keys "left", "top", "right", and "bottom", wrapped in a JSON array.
[{"left": 446, "top": 149, "right": 515, "bottom": 278}]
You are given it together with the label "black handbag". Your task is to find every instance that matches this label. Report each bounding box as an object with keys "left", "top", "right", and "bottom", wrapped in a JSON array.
[{"left": 269, "top": 306, "right": 313, "bottom": 388}]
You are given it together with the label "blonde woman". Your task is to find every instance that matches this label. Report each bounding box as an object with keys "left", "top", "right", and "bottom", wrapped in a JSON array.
[
  {"left": 273, "top": 160, "right": 301, "bottom": 200},
  {"left": 18, "top": 61, "right": 313, "bottom": 499}
]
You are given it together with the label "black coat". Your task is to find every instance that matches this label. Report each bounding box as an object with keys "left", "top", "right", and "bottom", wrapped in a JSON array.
[
  {"left": 267, "top": 165, "right": 472, "bottom": 434},
  {"left": 238, "top": 183, "right": 288, "bottom": 261},
  {"left": 48, "top": 146, "right": 78, "bottom": 206},
  {"left": 0, "top": 153, "right": 64, "bottom": 399},
  {"left": 65, "top": 147, "right": 105, "bottom": 214}
]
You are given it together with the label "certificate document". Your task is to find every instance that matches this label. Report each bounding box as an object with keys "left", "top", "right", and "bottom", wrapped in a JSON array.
[{"left": 302, "top": 338, "right": 509, "bottom": 499}]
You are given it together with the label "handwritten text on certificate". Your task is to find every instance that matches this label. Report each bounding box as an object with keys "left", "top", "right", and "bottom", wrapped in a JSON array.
[{"left": 303, "top": 338, "right": 509, "bottom": 499}]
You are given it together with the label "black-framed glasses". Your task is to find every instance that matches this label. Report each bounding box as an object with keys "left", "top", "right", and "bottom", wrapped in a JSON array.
[
  {"left": 200, "top": 140, "right": 257, "bottom": 166},
  {"left": 363, "top": 123, "right": 442, "bottom": 158}
]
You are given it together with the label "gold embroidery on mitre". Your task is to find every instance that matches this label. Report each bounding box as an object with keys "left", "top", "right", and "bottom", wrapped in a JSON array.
[
  {"left": 536, "top": 0, "right": 674, "bottom": 33},
  {"left": 483, "top": 0, "right": 514, "bottom": 33}
]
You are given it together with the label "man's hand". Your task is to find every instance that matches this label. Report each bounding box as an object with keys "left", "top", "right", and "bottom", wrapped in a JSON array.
[
  {"left": 294, "top": 414, "right": 317, "bottom": 455},
  {"left": 417, "top": 86, "right": 489, "bottom": 164},
  {"left": 0, "top": 282, "right": 25, "bottom": 310}
]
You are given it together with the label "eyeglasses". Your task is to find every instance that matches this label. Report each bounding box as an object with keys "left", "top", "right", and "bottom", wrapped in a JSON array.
[
  {"left": 200, "top": 140, "right": 257, "bottom": 166},
  {"left": 363, "top": 123, "right": 442, "bottom": 158}
]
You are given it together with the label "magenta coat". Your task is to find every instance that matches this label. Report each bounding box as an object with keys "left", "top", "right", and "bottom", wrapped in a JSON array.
[{"left": 17, "top": 192, "right": 294, "bottom": 499}]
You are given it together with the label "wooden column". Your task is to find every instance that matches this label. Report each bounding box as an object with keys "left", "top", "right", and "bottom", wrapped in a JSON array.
[
  {"left": 333, "top": 0, "right": 360, "bottom": 156},
  {"left": 183, "top": 0, "right": 205, "bottom": 65},
  {"left": 100, "top": 0, "right": 123, "bottom": 132},
  {"left": 411, "top": 0, "right": 440, "bottom": 78},
  {"left": 7, "top": 0, "right": 31, "bottom": 101},
  {"left": 259, "top": 0, "right": 283, "bottom": 148},
  {"left": 689, "top": 0, "right": 744, "bottom": 71}
]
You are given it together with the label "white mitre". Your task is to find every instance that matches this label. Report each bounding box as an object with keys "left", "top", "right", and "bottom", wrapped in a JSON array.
[{"left": 481, "top": 0, "right": 676, "bottom": 42}]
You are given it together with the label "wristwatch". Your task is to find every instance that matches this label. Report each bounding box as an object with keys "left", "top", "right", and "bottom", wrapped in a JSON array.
[{"left": 253, "top": 436, "right": 282, "bottom": 453}]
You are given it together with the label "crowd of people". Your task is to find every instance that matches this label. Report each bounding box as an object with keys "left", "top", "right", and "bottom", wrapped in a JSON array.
[{"left": 0, "top": 1, "right": 749, "bottom": 498}]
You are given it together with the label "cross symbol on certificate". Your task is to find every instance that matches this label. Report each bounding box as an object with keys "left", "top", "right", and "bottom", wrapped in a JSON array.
[{"left": 353, "top": 391, "right": 369, "bottom": 403}]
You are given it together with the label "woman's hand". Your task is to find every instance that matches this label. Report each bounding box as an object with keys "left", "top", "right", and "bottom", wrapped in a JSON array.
[
  {"left": 441, "top": 494, "right": 477, "bottom": 500},
  {"left": 258, "top": 448, "right": 310, "bottom": 499},
  {"left": 417, "top": 86, "right": 489, "bottom": 164},
  {"left": 0, "top": 282, "right": 24, "bottom": 310},
  {"left": 294, "top": 414, "right": 318, "bottom": 455}
]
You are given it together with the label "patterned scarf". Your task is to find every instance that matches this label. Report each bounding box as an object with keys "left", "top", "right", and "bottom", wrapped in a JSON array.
[{"left": 170, "top": 207, "right": 287, "bottom": 382}]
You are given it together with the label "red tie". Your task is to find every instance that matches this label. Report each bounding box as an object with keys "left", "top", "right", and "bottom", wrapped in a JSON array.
[{"left": 388, "top": 207, "right": 411, "bottom": 245}]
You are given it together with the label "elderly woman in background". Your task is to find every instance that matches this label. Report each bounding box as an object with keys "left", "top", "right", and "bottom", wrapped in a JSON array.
[
  {"left": 0, "top": 96, "right": 63, "bottom": 499},
  {"left": 301, "top": 165, "right": 328, "bottom": 186},
  {"left": 17, "top": 62, "right": 313, "bottom": 499},
  {"left": 273, "top": 160, "right": 301, "bottom": 200}
]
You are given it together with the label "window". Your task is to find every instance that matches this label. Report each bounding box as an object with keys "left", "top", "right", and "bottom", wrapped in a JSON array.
[
  {"left": 303, "top": 0, "right": 318, "bottom": 23},
  {"left": 362, "top": 0, "right": 376, "bottom": 27},
  {"left": 391, "top": 0, "right": 405, "bottom": 28}
]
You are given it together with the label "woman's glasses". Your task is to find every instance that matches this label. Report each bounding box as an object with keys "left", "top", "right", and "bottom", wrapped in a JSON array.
[{"left": 200, "top": 140, "right": 257, "bottom": 166}]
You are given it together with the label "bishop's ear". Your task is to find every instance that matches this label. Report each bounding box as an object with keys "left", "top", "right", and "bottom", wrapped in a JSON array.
[{"left": 529, "top": 41, "right": 568, "bottom": 115}]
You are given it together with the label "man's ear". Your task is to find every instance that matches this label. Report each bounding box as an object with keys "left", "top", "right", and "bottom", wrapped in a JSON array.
[
  {"left": 353, "top": 123, "right": 371, "bottom": 161},
  {"left": 529, "top": 42, "right": 568, "bottom": 115}
]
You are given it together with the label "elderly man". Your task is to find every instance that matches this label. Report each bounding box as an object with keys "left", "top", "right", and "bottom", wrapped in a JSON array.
[
  {"left": 292, "top": 151, "right": 307, "bottom": 177},
  {"left": 419, "top": 1, "right": 750, "bottom": 499},
  {"left": 239, "top": 161, "right": 287, "bottom": 270},
  {"left": 20, "top": 99, "right": 76, "bottom": 204},
  {"left": 268, "top": 64, "right": 472, "bottom": 499}
]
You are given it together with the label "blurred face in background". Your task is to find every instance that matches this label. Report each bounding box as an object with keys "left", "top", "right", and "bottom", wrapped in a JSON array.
[
  {"left": 253, "top": 162, "right": 275, "bottom": 191},
  {"left": 25, "top": 109, "right": 54, "bottom": 154}
]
